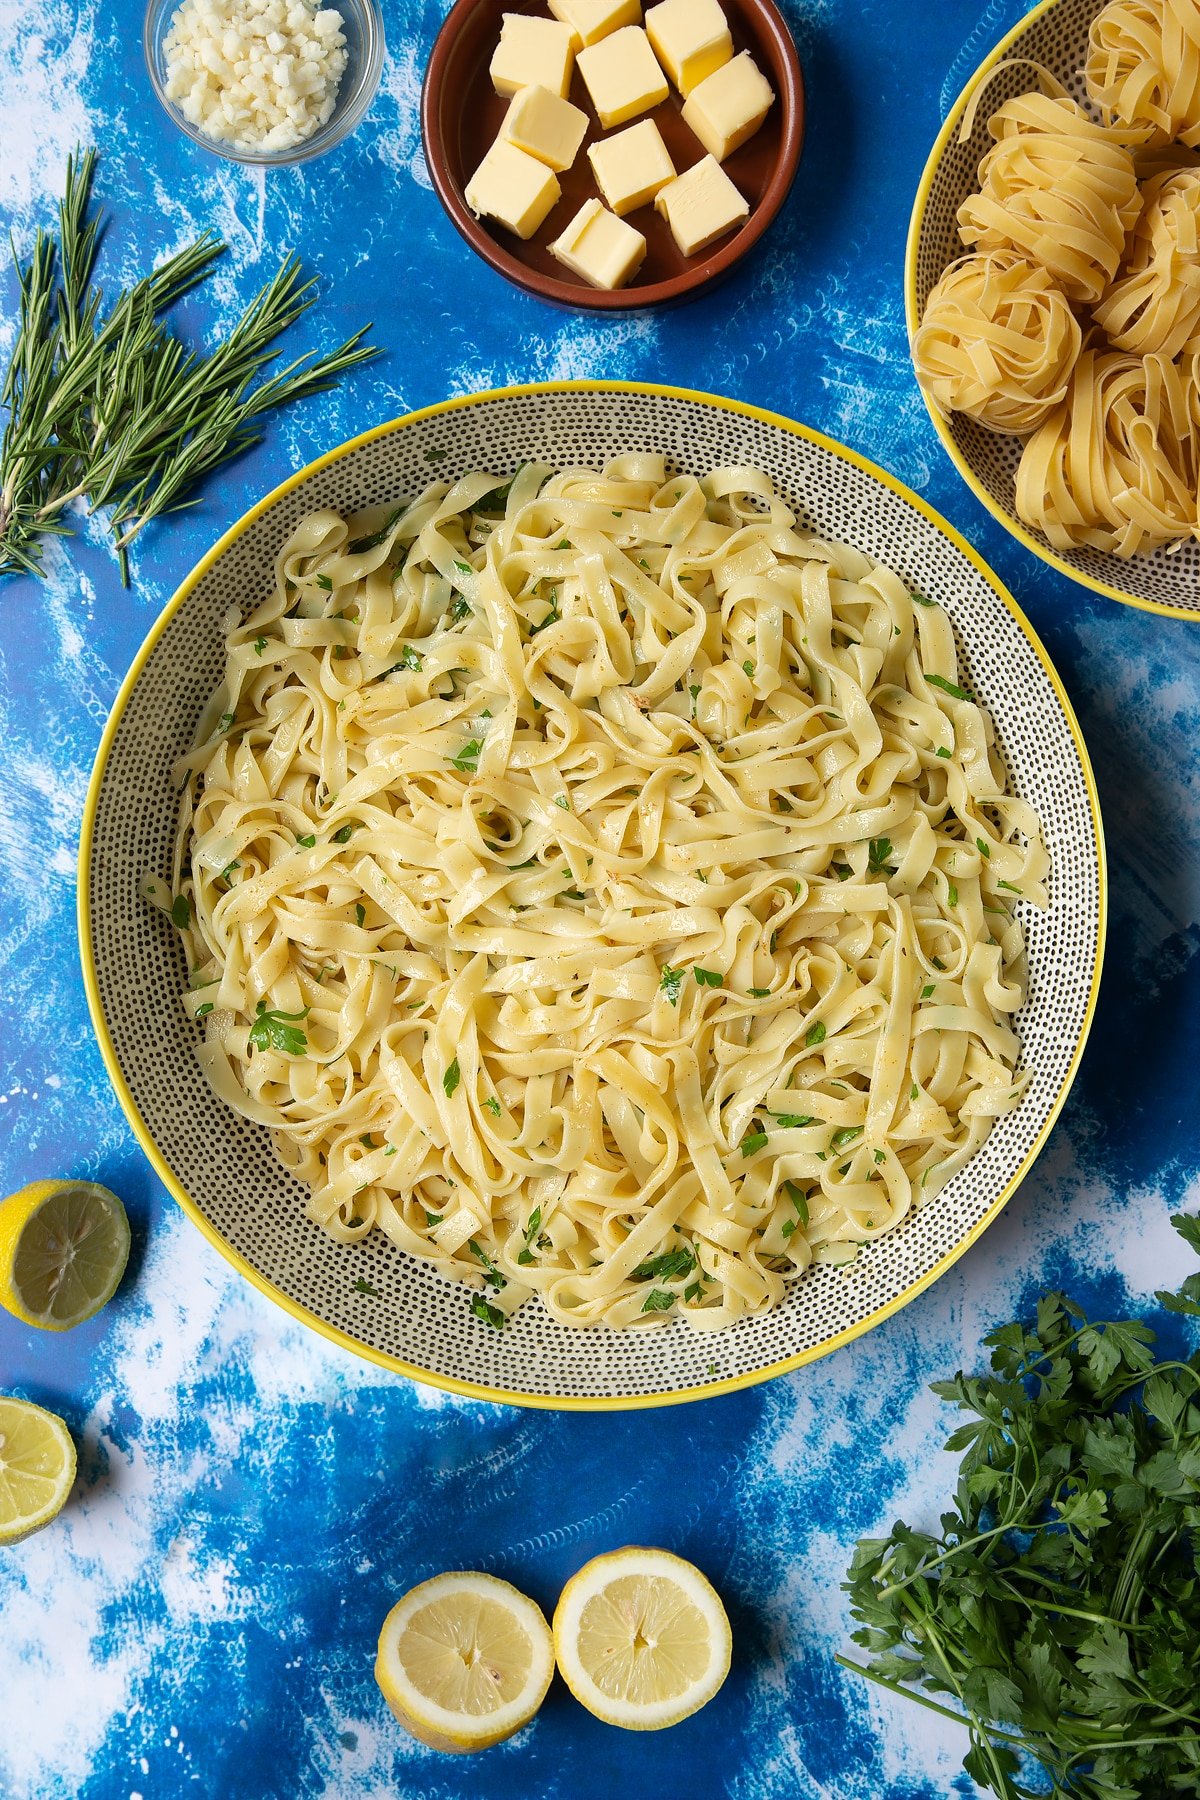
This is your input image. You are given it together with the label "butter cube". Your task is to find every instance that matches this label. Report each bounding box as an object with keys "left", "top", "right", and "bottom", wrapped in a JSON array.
[
  {"left": 588, "top": 118, "right": 676, "bottom": 215},
  {"left": 548, "top": 0, "right": 641, "bottom": 50},
  {"left": 576, "top": 26, "right": 668, "bottom": 129},
  {"left": 501, "top": 84, "right": 589, "bottom": 171},
  {"left": 681, "top": 51, "right": 775, "bottom": 161},
  {"left": 654, "top": 154, "right": 748, "bottom": 256},
  {"left": 465, "top": 139, "right": 562, "bottom": 240},
  {"left": 550, "top": 198, "right": 647, "bottom": 288},
  {"left": 645, "top": 0, "right": 732, "bottom": 96},
  {"left": 489, "top": 14, "right": 575, "bottom": 100}
]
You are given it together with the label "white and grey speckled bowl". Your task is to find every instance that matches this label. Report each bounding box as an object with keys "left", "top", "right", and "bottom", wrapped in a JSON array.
[{"left": 79, "top": 382, "right": 1106, "bottom": 1409}]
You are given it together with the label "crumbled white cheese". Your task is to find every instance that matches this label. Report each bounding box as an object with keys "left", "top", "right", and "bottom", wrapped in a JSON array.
[{"left": 162, "top": 0, "right": 348, "bottom": 152}]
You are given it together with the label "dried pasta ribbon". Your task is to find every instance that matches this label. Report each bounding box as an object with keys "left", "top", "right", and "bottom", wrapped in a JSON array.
[
  {"left": 957, "top": 90, "right": 1140, "bottom": 303},
  {"left": 913, "top": 251, "right": 1082, "bottom": 433},
  {"left": 1094, "top": 165, "right": 1200, "bottom": 352},
  {"left": 1015, "top": 345, "right": 1200, "bottom": 554},
  {"left": 1086, "top": 0, "right": 1200, "bottom": 147}
]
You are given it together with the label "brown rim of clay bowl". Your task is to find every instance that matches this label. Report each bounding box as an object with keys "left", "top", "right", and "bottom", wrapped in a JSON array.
[{"left": 421, "top": 0, "right": 805, "bottom": 312}]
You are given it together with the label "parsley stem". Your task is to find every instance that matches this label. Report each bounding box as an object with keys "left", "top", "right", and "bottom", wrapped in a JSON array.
[
  {"left": 876, "top": 1519, "right": 1018, "bottom": 1599},
  {"left": 833, "top": 1658, "right": 1030, "bottom": 1752}
]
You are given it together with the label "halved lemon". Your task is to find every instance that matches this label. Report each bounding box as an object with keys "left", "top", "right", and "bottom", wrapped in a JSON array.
[
  {"left": 0, "top": 1397, "right": 77, "bottom": 1544},
  {"left": 553, "top": 1546, "right": 732, "bottom": 1730},
  {"left": 0, "top": 1180, "right": 130, "bottom": 1331},
  {"left": 375, "top": 1571, "right": 555, "bottom": 1753}
]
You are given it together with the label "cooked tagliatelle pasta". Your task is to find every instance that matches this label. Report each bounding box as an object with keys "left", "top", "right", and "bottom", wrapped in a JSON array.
[{"left": 151, "top": 459, "right": 1049, "bottom": 1333}]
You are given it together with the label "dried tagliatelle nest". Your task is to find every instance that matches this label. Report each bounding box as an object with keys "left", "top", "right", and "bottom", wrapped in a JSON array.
[
  {"left": 1015, "top": 344, "right": 1200, "bottom": 555},
  {"left": 1094, "top": 163, "right": 1200, "bottom": 353},
  {"left": 956, "top": 87, "right": 1140, "bottom": 305},
  {"left": 1086, "top": 0, "right": 1200, "bottom": 147},
  {"left": 915, "top": 44, "right": 1200, "bottom": 559},
  {"left": 912, "top": 251, "right": 1083, "bottom": 434}
]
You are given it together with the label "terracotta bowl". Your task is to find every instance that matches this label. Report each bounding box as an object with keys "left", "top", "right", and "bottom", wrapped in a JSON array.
[{"left": 421, "top": 0, "right": 805, "bottom": 310}]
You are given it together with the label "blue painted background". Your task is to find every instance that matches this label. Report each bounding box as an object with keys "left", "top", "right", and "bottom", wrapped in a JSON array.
[{"left": 1, "top": 1, "right": 1198, "bottom": 1795}]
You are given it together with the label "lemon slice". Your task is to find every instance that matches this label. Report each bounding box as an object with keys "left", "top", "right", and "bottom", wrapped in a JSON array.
[
  {"left": 0, "top": 1397, "right": 77, "bottom": 1544},
  {"left": 375, "top": 1571, "right": 554, "bottom": 1752},
  {"left": 553, "top": 1546, "right": 732, "bottom": 1730},
  {"left": 0, "top": 1180, "right": 130, "bottom": 1331}
]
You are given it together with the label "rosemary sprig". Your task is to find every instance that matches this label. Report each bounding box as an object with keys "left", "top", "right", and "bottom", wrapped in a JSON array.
[{"left": 0, "top": 150, "right": 377, "bottom": 584}]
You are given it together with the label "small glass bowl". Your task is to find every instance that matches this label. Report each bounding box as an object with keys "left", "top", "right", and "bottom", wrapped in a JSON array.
[{"left": 144, "top": 0, "right": 385, "bottom": 166}]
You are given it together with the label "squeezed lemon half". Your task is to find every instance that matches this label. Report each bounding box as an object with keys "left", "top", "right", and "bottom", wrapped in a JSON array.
[
  {"left": 552, "top": 1546, "right": 732, "bottom": 1730},
  {"left": 375, "top": 1571, "right": 555, "bottom": 1753},
  {"left": 0, "top": 1396, "right": 77, "bottom": 1544},
  {"left": 0, "top": 1180, "right": 130, "bottom": 1331}
]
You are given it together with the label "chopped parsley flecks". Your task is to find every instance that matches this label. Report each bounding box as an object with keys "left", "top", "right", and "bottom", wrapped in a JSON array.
[
  {"left": 659, "top": 965, "right": 685, "bottom": 1006},
  {"left": 451, "top": 740, "right": 483, "bottom": 774},
  {"left": 469, "top": 1239, "right": 505, "bottom": 1291},
  {"left": 926, "top": 672, "right": 971, "bottom": 702},
  {"left": 641, "top": 1289, "right": 674, "bottom": 1314},
  {"left": 469, "top": 1294, "right": 505, "bottom": 1330},
  {"left": 785, "top": 1180, "right": 809, "bottom": 1225},
  {"left": 248, "top": 1001, "right": 310, "bottom": 1056},
  {"left": 632, "top": 1245, "right": 695, "bottom": 1282},
  {"left": 348, "top": 505, "right": 403, "bottom": 554},
  {"left": 867, "top": 837, "right": 895, "bottom": 877}
]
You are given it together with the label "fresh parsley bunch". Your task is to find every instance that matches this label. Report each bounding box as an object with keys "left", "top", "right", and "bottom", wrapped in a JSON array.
[{"left": 842, "top": 1215, "right": 1200, "bottom": 1799}]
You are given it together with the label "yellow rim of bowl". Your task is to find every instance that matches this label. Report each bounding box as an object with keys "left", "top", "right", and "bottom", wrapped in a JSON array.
[
  {"left": 904, "top": 0, "right": 1200, "bottom": 623},
  {"left": 77, "top": 379, "right": 1108, "bottom": 1411}
]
